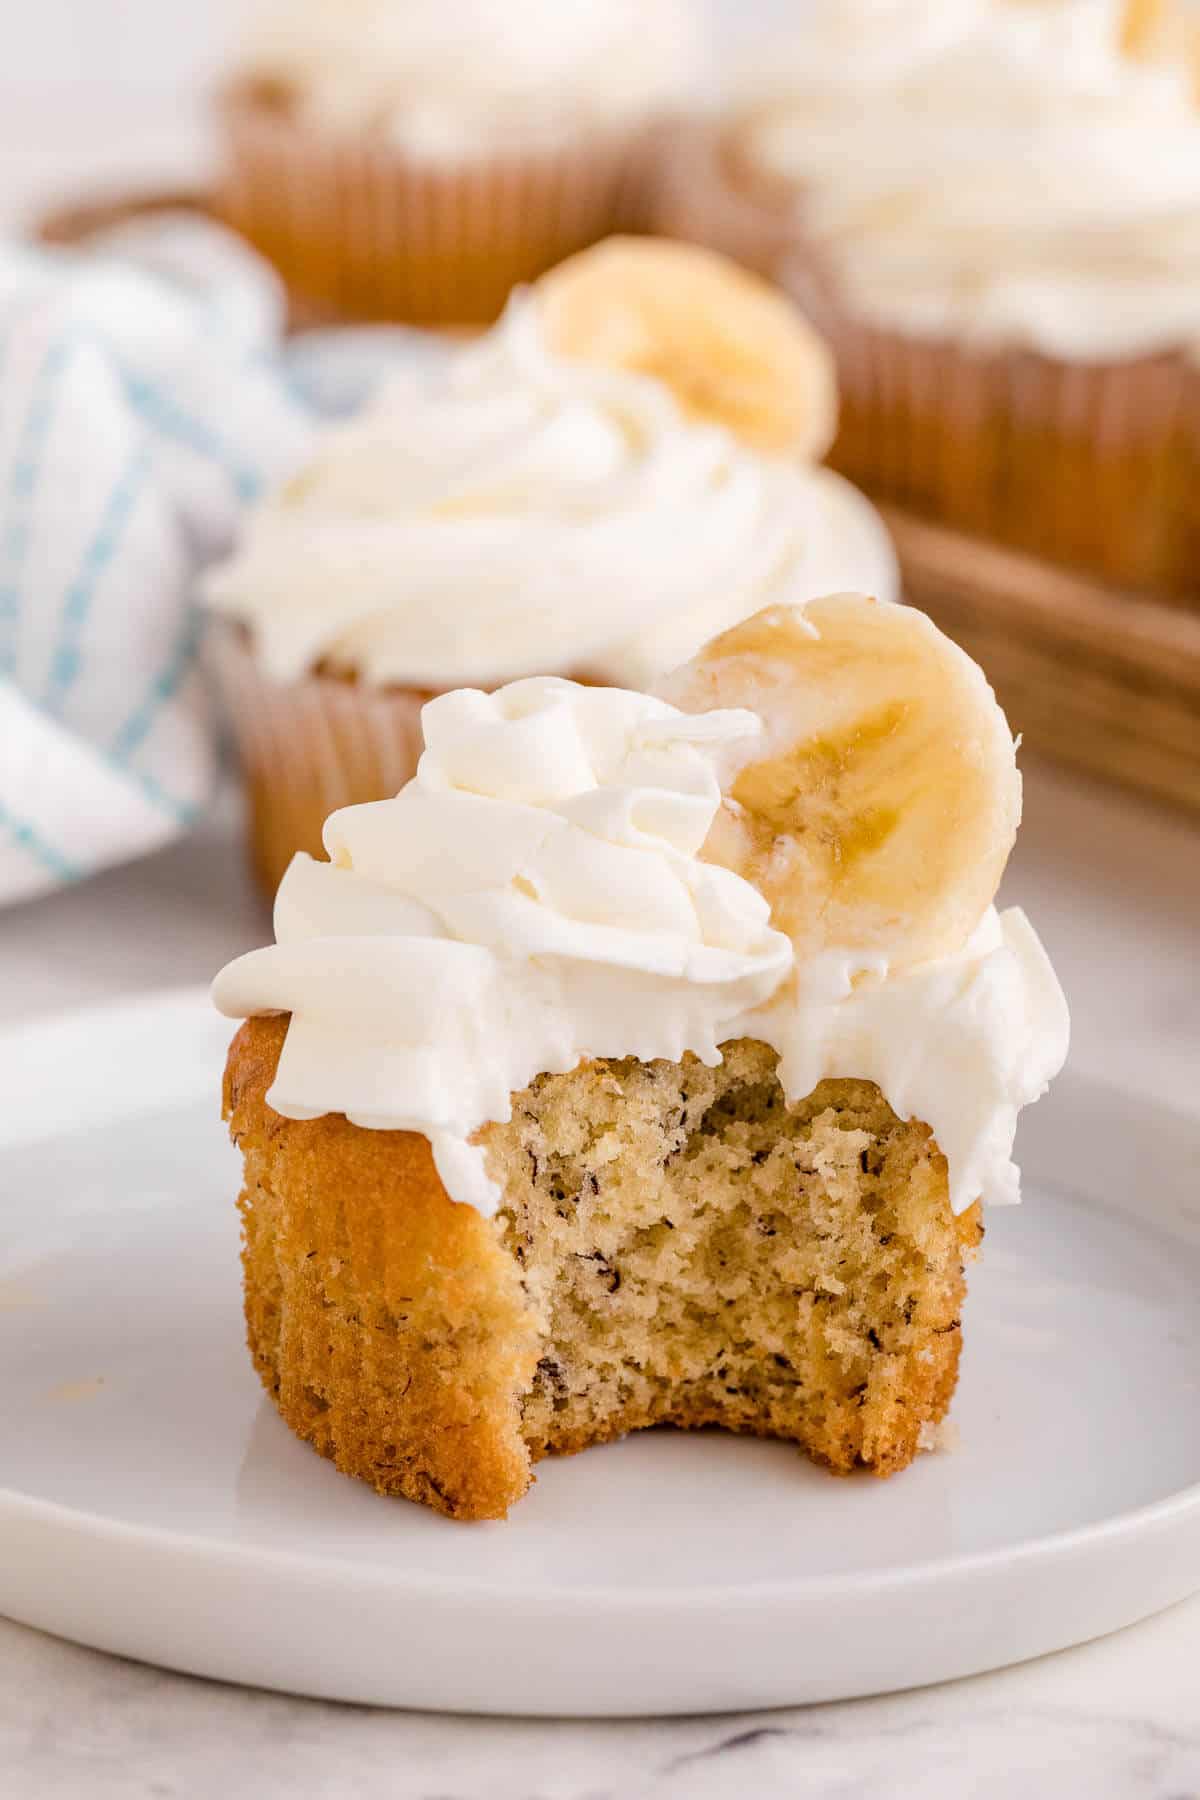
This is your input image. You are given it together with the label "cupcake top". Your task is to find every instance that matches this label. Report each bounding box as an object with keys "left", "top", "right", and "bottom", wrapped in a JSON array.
[
  {"left": 734, "top": 0, "right": 1200, "bottom": 358},
  {"left": 238, "top": 0, "right": 699, "bottom": 153},
  {"left": 206, "top": 241, "right": 898, "bottom": 692},
  {"left": 214, "top": 596, "right": 1069, "bottom": 1219}
]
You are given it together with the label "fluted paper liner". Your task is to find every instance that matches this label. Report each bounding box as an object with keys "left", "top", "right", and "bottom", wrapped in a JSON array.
[
  {"left": 656, "top": 123, "right": 1199, "bottom": 603},
  {"left": 217, "top": 82, "right": 663, "bottom": 325},
  {"left": 209, "top": 621, "right": 429, "bottom": 898}
]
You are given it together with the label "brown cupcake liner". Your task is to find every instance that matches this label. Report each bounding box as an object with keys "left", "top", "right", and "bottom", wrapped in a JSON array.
[
  {"left": 810, "top": 304, "right": 1199, "bottom": 603},
  {"left": 208, "top": 621, "right": 430, "bottom": 897},
  {"left": 216, "top": 81, "right": 666, "bottom": 326},
  {"left": 656, "top": 122, "right": 1200, "bottom": 604}
]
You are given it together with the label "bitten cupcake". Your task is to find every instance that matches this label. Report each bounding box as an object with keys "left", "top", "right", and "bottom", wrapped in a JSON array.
[
  {"left": 214, "top": 594, "right": 1068, "bottom": 1520},
  {"left": 205, "top": 239, "right": 900, "bottom": 896},
  {"left": 660, "top": 0, "right": 1200, "bottom": 599},
  {"left": 216, "top": 0, "right": 700, "bottom": 324}
]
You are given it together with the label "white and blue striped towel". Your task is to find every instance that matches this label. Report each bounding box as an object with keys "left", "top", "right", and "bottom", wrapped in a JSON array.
[{"left": 0, "top": 215, "right": 315, "bottom": 907}]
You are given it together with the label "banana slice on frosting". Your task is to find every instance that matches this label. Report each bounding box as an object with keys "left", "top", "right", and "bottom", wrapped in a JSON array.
[
  {"left": 1120, "top": 0, "right": 1200, "bottom": 87},
  {"left": 660, "top": 595, "right": 1022, "bottom": 970},
  {"left": 536, "top": 237, "right": 838, "bottom": 461},
  {"left": 1121, "top": 0, "right": 1171, "bottom": 55}
]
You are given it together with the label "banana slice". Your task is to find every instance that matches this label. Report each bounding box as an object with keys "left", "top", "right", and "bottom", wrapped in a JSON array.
[
  {"left": 536, "top": 237, "right": 838, "bottom": 461},
  {"left": 1121, "top": 0, "right": 1171, "bottom": 56},
  {"left": 659, "top": 595, "right": 1022, "bottom": 969},
  {"left": 1120, "top": 0, "right": 1200, "bottom": 85}
]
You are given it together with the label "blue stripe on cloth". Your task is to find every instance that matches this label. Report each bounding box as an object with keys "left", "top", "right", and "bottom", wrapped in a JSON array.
[
  {"left": 0, "top": 324, "right": 279, "bottom": 687},
  {"left": 109, "top": 605, "right": 204, "bottom": 766},
  {"left": 0, "top": 336, "right": 72, "bottom": 679},
  {"left": 123, "top": 374, "right": 266, "bottom": 503},
  {"left": 0, "top": 800, "right": 81, "bottom": 882},
  {"left": 105, "top": 757, "right": 200, "bottom": 827},
  {"left": 40, "top": 441, "right": 154, "bottom": 713}
]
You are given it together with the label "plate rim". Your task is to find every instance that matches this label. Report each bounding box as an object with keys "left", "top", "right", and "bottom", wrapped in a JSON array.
[{"left": 2, "top": 1459, "right": 1200, "bottom": 1614}]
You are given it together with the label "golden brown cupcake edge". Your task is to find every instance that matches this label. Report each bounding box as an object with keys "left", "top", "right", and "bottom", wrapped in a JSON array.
[{"left": 225, "top": 1016, "right": 981, "bottom": 1520}]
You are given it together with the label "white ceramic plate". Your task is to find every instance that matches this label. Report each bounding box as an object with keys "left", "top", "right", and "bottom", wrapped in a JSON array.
[{"left": 2, "top": 989, "right": 1199, "bottom": 1716}]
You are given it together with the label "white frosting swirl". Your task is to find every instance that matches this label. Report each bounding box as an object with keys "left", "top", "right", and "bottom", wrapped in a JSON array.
[
  {"left": 205, "top": 298, "right": 898, "bottom": 690},
  {"left": 240, "top": 0, "right": 698, "bottom": 153},
  {"left": 739, "top": 0, "right": 1200, "bottom": 359},
  {"left": 212, "top": 678, "right": 1069, "bottom": 1217}
]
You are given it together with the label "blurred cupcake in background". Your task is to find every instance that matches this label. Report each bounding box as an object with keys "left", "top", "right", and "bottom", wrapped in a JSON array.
[
  {"left": 205, "top": 238, "right": 899, "bottom": 896},
  {"left": 659, "top": 0, "right": 1200, "bottom": 600},
  {"left": 216, "top": 0, "right": 702, "bottom": 326}
]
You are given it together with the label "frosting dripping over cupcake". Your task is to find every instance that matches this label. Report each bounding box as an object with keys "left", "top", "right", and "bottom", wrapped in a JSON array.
[{"left": 214, "top": 672, "right": 1068, "bottom": 1218}]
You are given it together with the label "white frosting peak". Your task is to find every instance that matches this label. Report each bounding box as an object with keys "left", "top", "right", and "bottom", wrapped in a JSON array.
[
  {"left": 213, "top": 678, "right": 1068, "bottom": 1217},
  {"left": 240, "top": 0, "right": 698, "bottom": 152},
  {"left": 205, "top": 297, "right": 898, "bottom": 689},
  {"left": 740, "top": 0, "right": 1200, "bottom": 358}
]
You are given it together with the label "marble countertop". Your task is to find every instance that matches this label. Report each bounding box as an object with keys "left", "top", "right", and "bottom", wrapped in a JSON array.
[
  {"left": 4, "top": 1591, "right": 1200, "bottom": 1800},
  {"left": 2, "top": 764, "right": 1199, "bottom": 1798}
]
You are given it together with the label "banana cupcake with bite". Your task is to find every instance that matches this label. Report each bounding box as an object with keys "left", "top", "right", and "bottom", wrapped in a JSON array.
[
  {"left": 215, "top": 591, "right": 1068, "bottom": 1520},
  {"left": 206, "top": 239, "right": 899, "bottom": 896},
  {"left": 661, "top": 0, "right": 1200, "bottom": 597}
]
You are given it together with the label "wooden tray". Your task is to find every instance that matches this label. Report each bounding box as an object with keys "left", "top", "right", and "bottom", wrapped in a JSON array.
[
  {"left": 35, "top": 189, "right": 1200, "bottom": 816},
  {"left": 885, "top": 508, "right": 1200, "bottom": 815}
]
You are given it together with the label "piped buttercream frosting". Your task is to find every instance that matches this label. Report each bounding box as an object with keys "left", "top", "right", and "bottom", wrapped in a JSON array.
[{"left": 213, "top": 675, "right": 1069, "bottom": 1216}]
